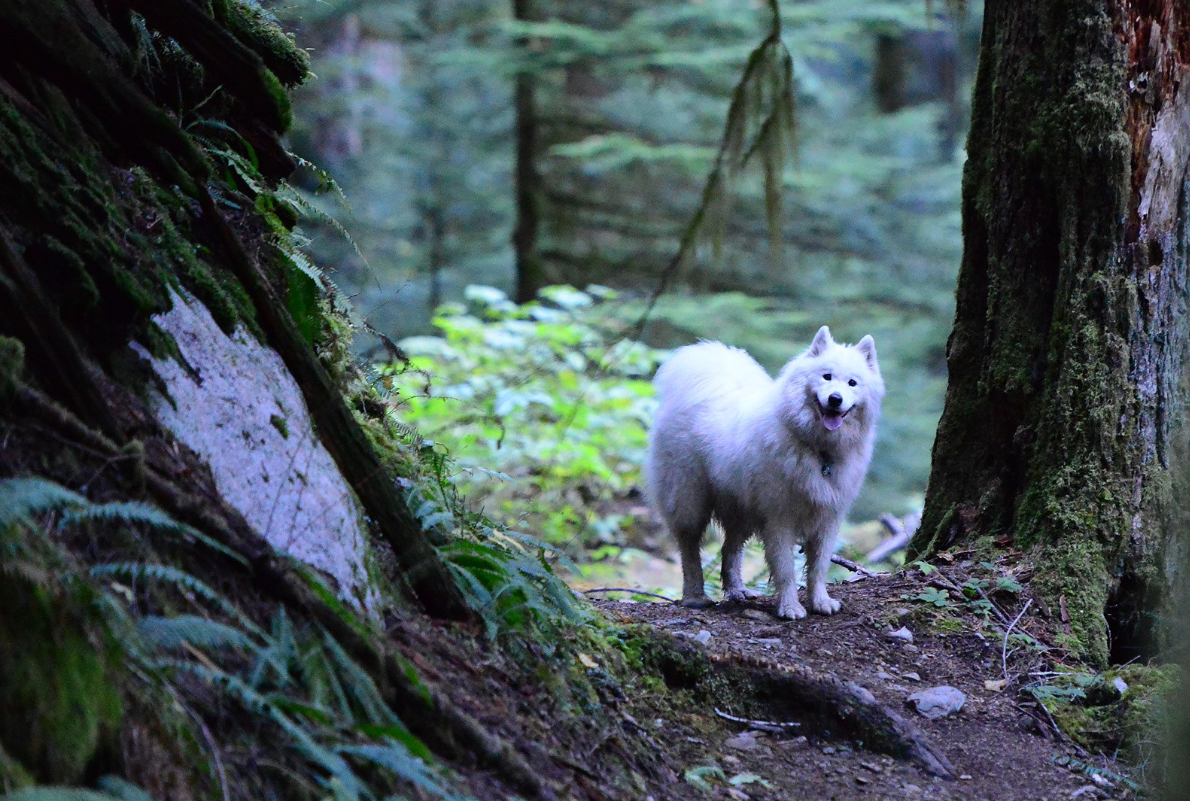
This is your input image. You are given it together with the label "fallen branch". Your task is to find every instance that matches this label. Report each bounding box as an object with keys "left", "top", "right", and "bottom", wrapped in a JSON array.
[
  {"left": 584, "top": 587, "right": 676, "bottom": 603},
  {"left": 714, "top": 707, "right": 801, "bottom": 731},
  {"left": 865, "top": 513, "right": 915, "bottom": 563},
  {"left": 830, "top": 554, "right": 882, "bottom": 577}
]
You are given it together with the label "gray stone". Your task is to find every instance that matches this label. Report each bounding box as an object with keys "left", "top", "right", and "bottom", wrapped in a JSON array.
[
  {"left": 888, "top": 626, "right": 914, "bottom": 643},
  {"left": 906, "top": 686, "right": 967, "bottom": 719},
  {"left": 694, "top": 629, "right": 713, "bottom": 645}
]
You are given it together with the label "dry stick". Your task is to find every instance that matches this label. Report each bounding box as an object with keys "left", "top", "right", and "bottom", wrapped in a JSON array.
[
  {"left": 1001, "top": 598, "right": 1034, "bottom": 681},
  {"left": 714, "top": 707, "right": 802, "bottom": 730},
  {"left": 583, "top": 587, "right": 676, "bottom": 603},
  {"left": 830, "top": 554, "right": 882, "bottom": 577}
]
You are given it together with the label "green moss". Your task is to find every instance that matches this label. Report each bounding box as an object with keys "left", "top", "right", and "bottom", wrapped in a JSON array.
[
  {"left": 225, "top": 1, "right": 311, "bottom": 87},
  {"left": 270, "top": 413, "right": 290, "bottom": 439},
  {"left": 1040, "top": 664, "right": 1180, "bottom": 765},
  {"left": 0, "top": 524, "right": 124, "bottom": 783}
]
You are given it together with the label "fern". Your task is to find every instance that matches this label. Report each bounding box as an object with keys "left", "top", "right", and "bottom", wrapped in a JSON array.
[
  {"left": 1, "top": 791, "right": 125, "bottom": 801},
  {"left": 90, "top": 562, "right": 268, "bottom": 642},
  {"left": 59, "top": 501, "right": 247, "bottom": 566},
  {"left": 0, "top": 477, "right": 88, "bottom": 527},
  {"left": 136, "top": 614, "right": 259, "bottom": 653}
]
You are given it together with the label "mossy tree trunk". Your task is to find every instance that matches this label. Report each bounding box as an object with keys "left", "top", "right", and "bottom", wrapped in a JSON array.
[{"left": 908, "top": 0, "right": 1190, "bottom": 666}]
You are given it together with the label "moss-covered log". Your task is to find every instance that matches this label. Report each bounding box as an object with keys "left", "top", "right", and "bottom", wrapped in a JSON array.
[{"left": 908, "top": 0, "right": 1190, "bottom": 665}]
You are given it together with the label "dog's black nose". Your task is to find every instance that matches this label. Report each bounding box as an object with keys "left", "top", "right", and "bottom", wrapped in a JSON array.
[{"left": 828, "top": 393, "right": 843, "bottom": 408}]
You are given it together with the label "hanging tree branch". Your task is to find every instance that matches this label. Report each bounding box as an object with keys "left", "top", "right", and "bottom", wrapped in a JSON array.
[{"left": 629, "top": 0, "right": 796, "bottom": 339}]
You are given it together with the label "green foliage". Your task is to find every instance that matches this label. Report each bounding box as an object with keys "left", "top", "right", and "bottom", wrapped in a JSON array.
[
  {"left": 388, "top": 284, "right": 664, "bottom": 555},
  {"left": 1029, "top": 665, "right": 1181, "bottom": 768},
  {"left": 0, "top": 483, "right": 125, "bottom": 785}
]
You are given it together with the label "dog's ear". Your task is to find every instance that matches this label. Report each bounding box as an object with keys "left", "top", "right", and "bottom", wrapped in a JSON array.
[
  {"left": 808, "top": 326, "right": 834, "bottom": 356},
  {"left": 856, "top": 335, "right": 878, "bottom": 369}
]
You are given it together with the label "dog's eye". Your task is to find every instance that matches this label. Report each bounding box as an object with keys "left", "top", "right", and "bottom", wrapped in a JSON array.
[
  {"left": 822, "top": 373, "right": 832, "bottom": 381},
  {"left": 848, "top": 379, "right": 857, "bottom": 387}
]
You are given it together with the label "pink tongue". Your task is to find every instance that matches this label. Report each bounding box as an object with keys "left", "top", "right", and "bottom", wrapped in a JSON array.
[{"left": 823, "top": 414, "right": 843, "bottom": 432}]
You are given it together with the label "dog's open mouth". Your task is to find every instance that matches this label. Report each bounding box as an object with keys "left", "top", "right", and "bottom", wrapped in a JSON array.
[{"left": 821, "top": 406, "right": 849, "bottom": 431}]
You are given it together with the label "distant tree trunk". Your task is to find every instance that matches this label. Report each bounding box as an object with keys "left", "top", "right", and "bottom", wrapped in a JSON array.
[
  {"left": 908, "top": 0, "right": 1190, "bottom": 666},
  {"left": 512, "top": 0, "right": 544, "bottom": 303}
]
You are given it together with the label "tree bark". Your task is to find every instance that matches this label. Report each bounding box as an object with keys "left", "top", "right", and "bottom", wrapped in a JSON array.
[
  {"left": 512, "top": 0, "right": 545, "bottom": 303},
  {"left": 908, "top": 0, "right": 1190, "bottom": 666}
]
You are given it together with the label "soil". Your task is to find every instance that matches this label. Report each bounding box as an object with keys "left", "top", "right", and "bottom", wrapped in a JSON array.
[{"left": 394, "top": 571, "right": 1137, "bottom": 801}]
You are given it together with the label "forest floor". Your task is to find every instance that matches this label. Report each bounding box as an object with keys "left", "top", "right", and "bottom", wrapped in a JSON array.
[
  {"left": 593, "top": 574, "right": 1135, "bottom": 801},
  {"left": 397, "top": 571, "right": 1140, "bottom": 801}
]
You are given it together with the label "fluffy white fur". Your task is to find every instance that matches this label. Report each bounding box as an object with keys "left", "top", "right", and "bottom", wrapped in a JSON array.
[{"left": 645, "top": 326, "right": 884, "bottom": 619}]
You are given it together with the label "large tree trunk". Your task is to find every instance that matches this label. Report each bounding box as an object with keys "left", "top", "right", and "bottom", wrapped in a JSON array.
[
  {"left": 512, "top": 0, "right": 545, "bottom": 303},
  {"left": 908, "top": 0, "right": 1190, "bottom": 665}
]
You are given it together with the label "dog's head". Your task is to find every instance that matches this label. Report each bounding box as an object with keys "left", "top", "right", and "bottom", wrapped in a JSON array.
[{"left": 782, "top": 326, "right": 885, "bottom": 434}]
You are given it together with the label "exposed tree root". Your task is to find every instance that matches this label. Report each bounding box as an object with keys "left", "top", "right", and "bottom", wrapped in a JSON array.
[{"left": 646, "top": 635, "right": 956, "bottom": 779}]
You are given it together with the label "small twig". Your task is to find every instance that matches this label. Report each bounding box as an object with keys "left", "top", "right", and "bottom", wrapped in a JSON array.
[
  {"left": 1001, "top": 598, "right": 1033, "bottom": 681},
  {"left": 1034, "top": 699, "right": 1089, "bottom": 757},
  {"left": 584, "top": 587, "right": 676, "bottom": 603},
  {"left": 830, "top": 554, "right": 882, "bottom": 577},
  {"left": 714, "top": 707, "right": 801, "bottom": 730}
]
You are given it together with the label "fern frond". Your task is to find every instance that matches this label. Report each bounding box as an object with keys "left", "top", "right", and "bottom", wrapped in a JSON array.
[
  {"left": 0, "top": 477, "right": 87, "bottom": 527},
  {"left": 60, "top": 501, "right": 247, "bottom": 566},
  {"left": 90, "top": 563, "right": 267, "bottom": 642},
  {"left": 136, "top": 614, "right": 259, "bottom": 653}
]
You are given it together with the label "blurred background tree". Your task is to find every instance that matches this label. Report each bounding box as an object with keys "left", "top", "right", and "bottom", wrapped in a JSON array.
[{"left": 272, "top": 0, "right": 982, "bottom": 585}]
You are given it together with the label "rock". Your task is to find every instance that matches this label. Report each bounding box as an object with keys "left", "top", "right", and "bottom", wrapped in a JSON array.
[
  {"left": 888, "top": 626, "right": 914, "bottom": 643},
  {"left": 859, "top": 761, "right": 883, "bottom": 773},
  {"left": 876, "top": 671, "right": 895, "bottom": 681},
  {"left": 727, "top": 789, "right": 750, "bottom": 801},
  {"left": 1070, "top": 786, "right": 1099, "bottom": 798},
  {"left": 725, "top": 733, "right": 759, "bottom": 751},
  {"left": 821, "top": 746, "right": 836, "bottom": 754},
  {"left": 906, "top": 686, "right": 967, "bottom": 719},
  {"left": 694, "top": 629, "right": 713, "bottom": 645},
  {"left": 1112, "top": 676, "right": 1129, "bottom": 695},
  {"left": 741, "top": 608, "right": 772, "bottom": 622},
  {"left": 984, "top": 678, "right": 1008, "bottom": 692},
  {"left": 902, "top": 644, "right": 920, "bottom": 653},
  {"left": 753, "top": 637, "right": 782, "bottom": 647},
  {"left": 855, "top": 775, "right": 870, "bottom": 785},
  {"left": 903, "top": 671, "right": 921, "bottom": 682}
]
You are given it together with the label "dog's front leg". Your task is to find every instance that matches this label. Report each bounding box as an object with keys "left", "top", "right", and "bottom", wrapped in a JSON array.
[
  {"left": 764, "top": 528, "right": 806, "bottom": 619},
  {"left": 804, "top": 526, "right": 841, "bottom": 615}
]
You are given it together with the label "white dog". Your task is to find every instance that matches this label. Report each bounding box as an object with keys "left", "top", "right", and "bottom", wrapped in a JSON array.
[{"left": 645, "top": 326, "right": 883, "bottom": 619}]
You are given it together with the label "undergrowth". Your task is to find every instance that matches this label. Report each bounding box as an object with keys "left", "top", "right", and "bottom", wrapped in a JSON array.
[
  {"left": 0, "top": 477, "right": 479, "bottom": 799},
  {"left": 385, "top": 284, "right": 666, "bottom": 557}
]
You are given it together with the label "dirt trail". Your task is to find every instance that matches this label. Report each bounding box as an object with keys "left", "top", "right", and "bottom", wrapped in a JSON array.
[{"left": 595, "top": 573, "right": 1134, "bottom": 801}]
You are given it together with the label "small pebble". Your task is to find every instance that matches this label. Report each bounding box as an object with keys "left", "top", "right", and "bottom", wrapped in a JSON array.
[
  {"left": 888, "top": 626, "right": 914, "bottom": 643},
  {"left": 694, "top": 629, "right": 712, "bottom": 645},
  {"left": 903, "top": 671, "right": 922, "bottom": 682}
]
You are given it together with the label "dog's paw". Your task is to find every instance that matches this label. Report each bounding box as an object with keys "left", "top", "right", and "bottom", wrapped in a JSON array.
[
  {"left": 810, "top": 593, "right": 841, "bottom": 615},
  {"left": 776, "top": 594, "right": 807, "bottom": 620},
  {"left": 680, "top": 595, "right": 715, "bottom": 609}
]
